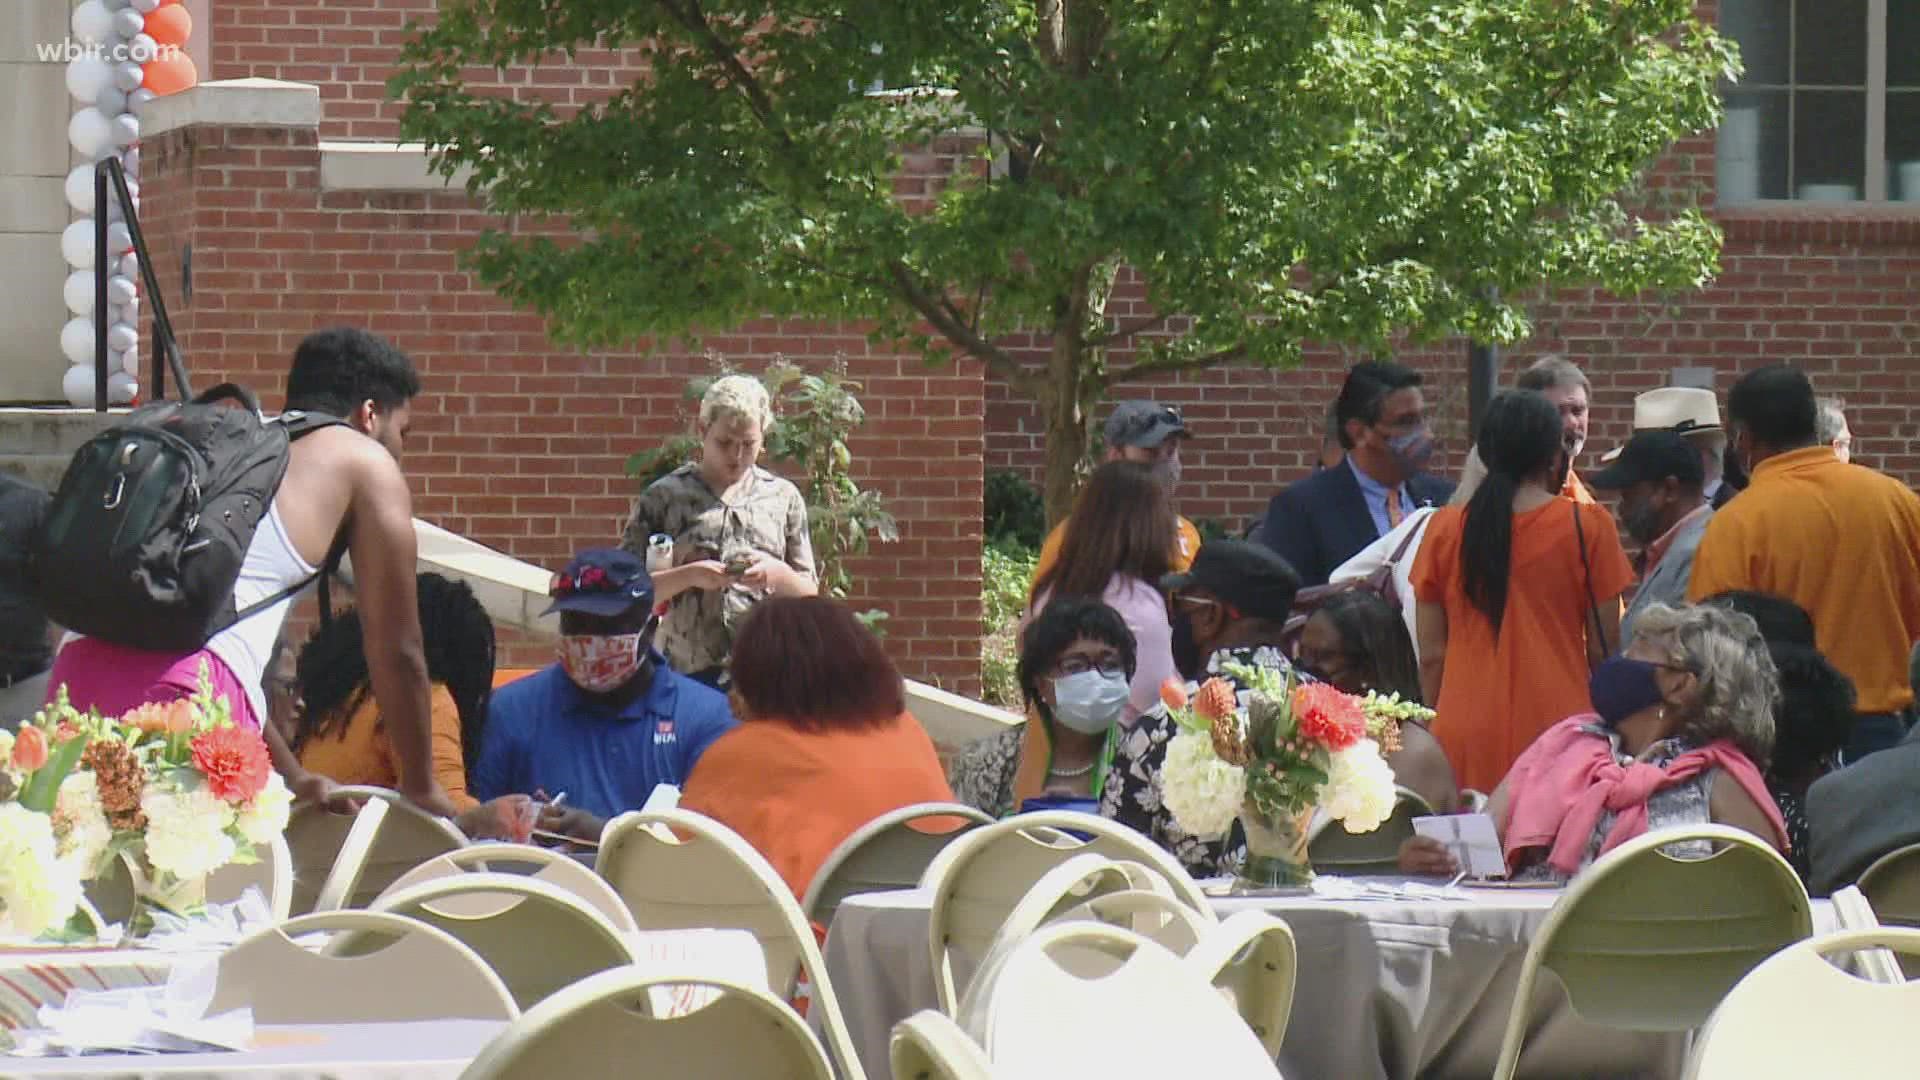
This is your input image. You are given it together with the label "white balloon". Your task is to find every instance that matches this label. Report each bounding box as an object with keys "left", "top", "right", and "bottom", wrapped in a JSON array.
[
  {"left": 130, "top": 0, "right": 160, "bottom": 12},
  {"left": 128, "top": 87, "right": 156, "bottom": 108},
  {"left": 96, "top": 86, "right": 128, "bottom": 116},
  {"left": 60, "top": 317, "right": 96, "bottom": 366},
  {"left": 119, "top": 253, "right": 139, "bottom": 279},
  {"left": 61, "top": 220, "right": 98, "bottom": 269},
  {"left": 120, "top": 346, "right": 142, "bottom": 377},
  {"left": 128, "top": 35, "right": 157, "bottom": 64},
  {"left": 122, "top": 148, "right": 141, "bottom": 175},
  {"left": 103, "top": 0, "right": 130, "bottom": 9},
  {"left": 114, "top": 62, "right": 143, "bottom": 92},
  {"left": 111, "top": 113, "right": 140, "bottom": 147},
  {"left": 112, "top": 8, "right": 144, "bottom": 39},
  {"left": 63, "top": 365, "right": 101, "bottom": 408},
  {"left": 107, "top": 222, "right": 132, "bottom": 255},
  {"left": 108, "top": 276, "right": 138, "bottom": 306},
  {"left": 71, "top": 0, "right": 113, "bottom": 45},
  {"left": 69, "top": 108, "right": 113, "bottom": 158},
  {"left": 65, "top": 54, "right": 113, "bottom": 103},
  {"left": 63, "top": 271, "right": 95, "bottom": 315},
  {"left": 107, "top": 323, "right": 137, "bottom": 354},
  {"left": 113, "top": 299, "right": 139, "bottom": 327},
  {"left": 64, "top": 165, "right": 96, "bottom": 214},
  {"left": 108, "top": 372, "right": 139, "bottom": 406}
]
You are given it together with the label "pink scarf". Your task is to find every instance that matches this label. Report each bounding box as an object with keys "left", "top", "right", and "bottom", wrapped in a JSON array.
[{"left": 1501, "top": 716, "right": 1788, "bottom": 876}]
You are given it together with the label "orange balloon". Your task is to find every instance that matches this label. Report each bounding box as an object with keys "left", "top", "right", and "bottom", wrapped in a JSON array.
[
  {"left": 142, "top": 52, "right": 196, "bottom": 96},
  {"left": 143, "top": 5, "right": 191, "bottom": 48}
]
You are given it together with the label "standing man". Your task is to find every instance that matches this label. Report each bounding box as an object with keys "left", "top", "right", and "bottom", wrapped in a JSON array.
[
  {"left": 1817, "top": 397, "right": 1853, "bottom": 464},
  {"left": 1588, "top": 430, "right": 1711, "bottom": 643},
  {"left": 1031, "top": 400, "right": 1201, "bottom": 586},
  {"left": 1689, "top": 365, "right": 1920, "bottom": 762},
  {"left": 1255, "top": 362, "right": 1454, "bottom": 587},
  {"left": 1515, "top": 356, "right": 1598, "bottom": 504},
  {"left": 0, "top": 474, "right": 51, "bottom": 729},
  {"left": 1598, "top": 387, "right": 1736, "bottom": 508}
]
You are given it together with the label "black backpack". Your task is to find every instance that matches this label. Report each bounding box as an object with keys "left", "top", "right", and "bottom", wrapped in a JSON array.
[{"left": 34, "top": 383, "right": 346, "bottom": 653}]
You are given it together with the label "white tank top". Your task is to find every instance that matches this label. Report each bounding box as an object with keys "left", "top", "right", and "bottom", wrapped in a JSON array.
[{"left": 205, "top": 504, "right": 317, "bottom": 725}]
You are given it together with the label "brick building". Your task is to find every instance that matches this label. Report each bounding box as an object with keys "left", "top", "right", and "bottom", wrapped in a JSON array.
[{"left": 14, "top": 0, "right": 1920, "bottom": 693}]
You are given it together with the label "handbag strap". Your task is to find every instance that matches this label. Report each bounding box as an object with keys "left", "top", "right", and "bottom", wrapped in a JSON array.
[
  {"left": 1383, "top": 511, "right": 1430, "bottom": 570},
  {"left": 1572, "top": 501, "right": 1609, "bottom": 665}
]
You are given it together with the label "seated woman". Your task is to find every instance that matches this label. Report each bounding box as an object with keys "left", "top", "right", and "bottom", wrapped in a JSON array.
[
  {"left": 950, "top": 597, "right": 1135, "bottom": 819},
  {"left": 1403, "top": 602, "right": 1788, "bottom": 880},
  {"left": 680, "top": 597, "right": 955, "bottom": 901},
  {"left": 1296, "top": 590, "right": 1458, "bottom": 813},
  {"left": 295, "top": 573, "right": 526, "bottom": 839}
]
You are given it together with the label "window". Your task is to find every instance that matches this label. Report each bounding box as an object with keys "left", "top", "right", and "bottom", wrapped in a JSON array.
[{"left": 1716, "top": 0, "right": 1920, "bottom": 203}]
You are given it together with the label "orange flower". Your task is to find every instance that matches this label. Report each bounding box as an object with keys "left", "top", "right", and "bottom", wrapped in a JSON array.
[
  {"left": 1193, "top": 678, "right": 1238, "bottom": 722},
  {"left": 54, "top": 721, "right": 83, "bottom": 743},
  {"left": 1292, "top": 682, "right": 1367, "bottom": 752},
  {"left": 190, "top": 725, "right": 271, "bottom": 803},
  {"left": 125, "top": 700, "right": 196, "bottom": 736},
  {"left": 12, "top": 724, "right": 47, "bottom": 771},
  {"left": 1159, "top": 677, "right": 1189, "bottom": 711}
]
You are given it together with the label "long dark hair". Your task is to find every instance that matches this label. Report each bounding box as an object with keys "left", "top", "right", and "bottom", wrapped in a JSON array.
[
  {"left": 1031, "top": 461, "right": 1175, "bottom": 602},
  {"left": 1462, "top": 391, "right": 1564, "bottom": 634},
  {"left": 294, "top": 573, "right": 497, "bottom": 773},
  {"left": 1312, "top": 590, "right": 1423, "bottom": 704}
]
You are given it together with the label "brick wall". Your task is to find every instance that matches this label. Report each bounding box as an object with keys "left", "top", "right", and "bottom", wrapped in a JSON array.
[{"left": 137, "top": 123, "right": 986, "bottom": 689}]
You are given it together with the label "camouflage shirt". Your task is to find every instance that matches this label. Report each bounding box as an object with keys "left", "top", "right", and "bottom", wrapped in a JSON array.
[{"left": 621, "top": 464, "right": 815, "bottom": 675}]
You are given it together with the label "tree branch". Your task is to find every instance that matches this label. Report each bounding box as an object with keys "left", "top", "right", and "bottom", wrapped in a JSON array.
[
  {"left": 1090, "top": 310, "right": 1173, "bottom": 347},
  {"left": 1106, "top": 342, "right": 1248, "bottom": 387},
  {"left": 886, "top": 260, "right": 1037, "bottom": 392},
  {"left": 658, "top": 0, "right": 792, "bottom": 149}
]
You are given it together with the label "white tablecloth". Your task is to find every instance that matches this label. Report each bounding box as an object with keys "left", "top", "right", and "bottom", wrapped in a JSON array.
[
  {"left": 821, "top": 881, "right": 1837, "bottom": 1080},
  {"left": 3, "top": 1019, "right": 507, "bottom": 1078}
]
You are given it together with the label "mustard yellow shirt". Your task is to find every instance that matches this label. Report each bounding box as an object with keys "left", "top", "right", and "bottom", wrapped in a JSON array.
[{"left": 296, "top": 683, "right": 479, "bottom": 812}]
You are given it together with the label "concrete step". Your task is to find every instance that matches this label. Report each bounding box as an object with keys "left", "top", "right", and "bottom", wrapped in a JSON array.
[
  {"left": 0, "top": 454, "right": 72, "bottom": 491},
  {"left": 0, "top": 408, "right": 125, "bottom": 457}
]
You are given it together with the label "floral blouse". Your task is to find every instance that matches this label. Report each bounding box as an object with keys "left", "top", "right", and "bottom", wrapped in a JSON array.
[
  {"left": 1099, "top": 645, "right": 1301, "bottom": 878},
  {"left": 949, "top": 727, "right": 1023, "bottom": 820}
]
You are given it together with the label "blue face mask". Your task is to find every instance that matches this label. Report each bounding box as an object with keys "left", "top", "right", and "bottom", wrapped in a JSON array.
[
  {"left": 1051, "top": 670, "right": 1130, "bottom": 735},
  {"left": 1387, "top": 427, "right": 1437, "bottom": 475},
  {"left": 1588, "top": 656, "right": 1666, "bottom": 726}
]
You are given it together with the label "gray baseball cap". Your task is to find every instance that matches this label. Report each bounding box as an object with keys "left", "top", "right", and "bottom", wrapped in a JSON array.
[{"left": 1104, "top": 401, "right": 1190, "bottom": 450}]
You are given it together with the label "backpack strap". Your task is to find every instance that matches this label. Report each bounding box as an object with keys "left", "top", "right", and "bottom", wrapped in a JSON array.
[
  {"left": 193, "top": 382, "right": 265, "bottom": 413},
  {"left": 227, "top": 411, "right": 352, "bottom": 628}
]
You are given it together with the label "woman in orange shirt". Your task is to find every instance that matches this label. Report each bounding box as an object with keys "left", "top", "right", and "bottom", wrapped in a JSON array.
[
  {"left": 680, "top": 596, "right": 958, "bottom": 902},
  {"left": 1412, "top": 391, "right": 1634, "bottom": 793}
]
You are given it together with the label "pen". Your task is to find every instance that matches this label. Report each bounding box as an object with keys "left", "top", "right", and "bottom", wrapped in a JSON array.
[{"left": 549, "top": 791, "right": 568, "bottom": 811}]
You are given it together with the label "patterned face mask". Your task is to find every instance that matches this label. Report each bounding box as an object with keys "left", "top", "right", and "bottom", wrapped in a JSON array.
[{"left": 560, "top": 632, "right": 646, "bottom": 694}]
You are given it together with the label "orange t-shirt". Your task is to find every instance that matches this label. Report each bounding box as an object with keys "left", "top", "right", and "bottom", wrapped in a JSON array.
[
  {"left": 1689, "top": 446, "right": 1920, "bottom": 714},
  {"left": 1412, "top": 500, "right": 1635, "bottom": 792},
  {"left": 296, "top": 683, "right": 480, "bottom": 812},
  {"left": 679, "top": 711, "right": 958, "bottom": 902},
  {"left": 1031, "top": 515, "right": 1200, "bottom": 593}
]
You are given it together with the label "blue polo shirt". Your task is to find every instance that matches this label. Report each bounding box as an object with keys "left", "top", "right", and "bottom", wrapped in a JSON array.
[{"left": 471, "top": 659, "right": 736, "bottom": 821}]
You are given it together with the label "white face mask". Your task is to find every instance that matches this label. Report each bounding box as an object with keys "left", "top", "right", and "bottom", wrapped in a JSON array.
[
  {"left": 560, "top": 632, "right": 645, "bottom": 694},
  {"left": 1051, "top": 670, "right": 1130, "bottom": 735}
]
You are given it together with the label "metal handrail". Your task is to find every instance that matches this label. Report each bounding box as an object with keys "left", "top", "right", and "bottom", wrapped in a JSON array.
[{"left": 92, "top": 156, "right": 192, "bottom": 410}]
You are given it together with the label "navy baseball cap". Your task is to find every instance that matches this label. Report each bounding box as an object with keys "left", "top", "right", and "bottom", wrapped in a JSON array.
[
  {"left": 1105, "top": 401, "right": 1190, "bottom": 450},
  {"left": 1587, "top": 430, "right": 1704, "bottom": 490},
  {"left": 544, "top": 548, "right": 654, "bottom": 617}
]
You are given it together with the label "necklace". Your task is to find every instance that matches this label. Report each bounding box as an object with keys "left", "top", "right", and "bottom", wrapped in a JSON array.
[{"left": 1047, "top": 760, "right": 1096, "bottom": 778}]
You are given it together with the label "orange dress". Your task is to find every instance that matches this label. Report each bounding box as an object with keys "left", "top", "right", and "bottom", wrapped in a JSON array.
[
  {"left": 1411, "top": 500, "right": 1634, "bottom": 793},
  {"left": 679, "top": 711, "right": 958, "bottom": 901},
  {"left": 296, "top": 683, "right": 480, "bottom": 812}
]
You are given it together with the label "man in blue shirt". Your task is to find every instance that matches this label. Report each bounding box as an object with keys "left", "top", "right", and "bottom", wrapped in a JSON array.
[{"left": 473, "top": 548, "right": 735, "bottom": 839}]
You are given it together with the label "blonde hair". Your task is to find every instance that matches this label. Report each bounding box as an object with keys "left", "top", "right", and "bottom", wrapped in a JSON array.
[
  {"left": 700, "top": 374, "right": 774, "bottom": 433},
  {"left": 1630, "top": 602, "right": 1778, "bottom": 766}
]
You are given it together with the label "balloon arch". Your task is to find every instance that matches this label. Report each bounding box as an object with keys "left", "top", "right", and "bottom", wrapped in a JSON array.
[{"left": 58, "top": 0, "right": 198, "bottom": 407}]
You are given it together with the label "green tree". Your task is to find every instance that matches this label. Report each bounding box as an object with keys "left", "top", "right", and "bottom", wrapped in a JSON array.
[{"left": 394, "top": 0, "right": 1734, "bottom": 523}]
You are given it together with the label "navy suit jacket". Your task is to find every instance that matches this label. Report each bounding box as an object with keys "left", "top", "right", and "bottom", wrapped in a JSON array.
[{"left": 1254, "top": 465, "right": 1455, "bottom": 587}]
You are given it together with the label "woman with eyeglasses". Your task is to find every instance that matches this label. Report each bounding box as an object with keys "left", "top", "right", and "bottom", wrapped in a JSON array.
[{"left": 950, "top": 597, "right": 1137, "bottom": 818}]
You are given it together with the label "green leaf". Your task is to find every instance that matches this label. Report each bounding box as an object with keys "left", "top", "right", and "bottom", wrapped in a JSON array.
[{"left": 18, "top": 735, "right": 89, "bottom": 815}]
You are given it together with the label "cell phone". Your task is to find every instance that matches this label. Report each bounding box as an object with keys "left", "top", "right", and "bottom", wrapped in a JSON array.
[{"left": 724, "top": 555, "right": 755, "bottom": 577}]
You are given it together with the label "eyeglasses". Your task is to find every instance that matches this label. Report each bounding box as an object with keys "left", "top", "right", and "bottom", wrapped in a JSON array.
[{"left": 1055, "top": 655, "right": 1126, "bottom": 679}]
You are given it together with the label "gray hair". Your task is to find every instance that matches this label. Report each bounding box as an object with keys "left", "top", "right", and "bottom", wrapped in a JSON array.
[
  {"left": 1815, "top": 397, "right": 1848, "bottom": 443},
  {"left": 1630, "top": 602, "right": 1778, "bottom": 765},
  {"left": 700, "top": 374, "right": 774, "bottom": 433},
  {"left": 1515, "top": 355, "right": 1590, "bottom": 396}
]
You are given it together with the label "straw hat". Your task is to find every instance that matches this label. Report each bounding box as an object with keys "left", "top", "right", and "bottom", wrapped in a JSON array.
[{"left": 1599, "top": 387, "right": 1725, "bottom": 463}]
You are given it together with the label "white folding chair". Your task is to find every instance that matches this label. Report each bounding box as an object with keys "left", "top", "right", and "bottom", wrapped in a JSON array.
[
  {"left": 1186, "top": 910, "right": 1298, "bottom": 1058},
  {"left": 205, "top": 834, "right": 295, "bottom": 921},
  {"left": 985, "top": 853, "right": 1211, "bottom": 957},
  {"left": 802, "top": 802, "right": 993, "bottom": 928},
  {"left": 364, "top": 872, "right": 639, "bottom": 1010},
  {"left": 1307, "top": 786, "right": 1430, "bottom": 875},
  {"left": 890, "top": 1010, "right": 996, "bottom": 1080},
  {"left": 1830, "top": 885, "right": 1906, "bottom": 984},
  {"left": 289, "top": 785, "right": 466, "bottom": 914},
  {"left": 1685, "top": 928, "right": 1920, "bottom": 1079},
  {"left": 208, "top": 909, "right": 517, "bottom": 1023},
  {"left": 461, "top": 965, "right": 832, "bottom": 1080},
  {"left": 382, "top": 843, "right": 637, "bottom": 932},
  {"left": 595, "top": 809, "right": 867, "bottom": 1080}
]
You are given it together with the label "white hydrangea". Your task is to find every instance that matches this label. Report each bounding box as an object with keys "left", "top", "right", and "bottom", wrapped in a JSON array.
[
  {"left": 1158, "top": 729, "right": 1246, "bottom": 839},
  {"left": 1320, "top": 739, "right": 1398, "bottom": 833},
  {"left": 0, "top": 802, "right": 83, "bottom": 938},
  {"left": 54, "top": 772, "right": 113, "bottom": 878},
  {"left": 141, "top": 788, "right": 237, "bottom": 882},
  {"left": 235, "top": 770, "right": 292, "bottom": 846}
]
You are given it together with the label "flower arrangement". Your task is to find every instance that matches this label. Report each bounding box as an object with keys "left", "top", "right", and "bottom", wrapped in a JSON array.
[
  {"left": 0, "top": 666, "right": 292, "bottom": 938},
  {"left": 1157, "top": 662, "right": 1435, "bottom": 886}
]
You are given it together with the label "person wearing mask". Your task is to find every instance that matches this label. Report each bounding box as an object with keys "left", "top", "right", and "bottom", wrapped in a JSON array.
[
  {"left": 1412, "top": 390, "right": 1634, "bottom": 794},
  {"left": 1026, "top": 461, "right": 1178, "bottom": 725},
  {"left": 1403, "top": 603, "right": 1788, "bottom": 880},
  {"left": 950, "top": 597, "right": 1139, "bottom": 819},
  {"left": 1256, "top": 362, "right": 1454, "bottom": 587},
  {"left": 0, "top": 474, "right": 51, "bottom": 730},
  {"left": 680, "top": 597, "right": 954, "bottom": 901},
  {"left": 1588, "top": 430, "right": 1711, "bottom": 644},
  {"left": 1806, "top": 641, "right": 1920, "bottom": 896},
  {"left": 622, "top": 374, "right": 817, "bottom": 691},
  {"left": 1816, "top": 396, "right": 1852, "bottom": 464},
  {"left": 1596, "top": 388, "right": 1734, "bottom": 509},
  {"left": 474, "top": 549, "right": 736, "bottom": 840},
  {"left": 1689, "top": 364, "right": 1920, "bottom": 762},
  {"left": 1515, "top": 356, "right": 1598, "bottom": 504},
  {"left": 1296, "top": 590, "right": 1458, "bottom": 812},
  {"left": 1031, "top": 401, "right": 1200, "bottom": 585},
  {"left": 1102, "top": 540, "right": 1305, "bottom": 876}
]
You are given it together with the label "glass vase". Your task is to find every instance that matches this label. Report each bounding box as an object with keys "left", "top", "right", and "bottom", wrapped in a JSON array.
[{"left": 1235, "top": 799, "right": 1315, "bottom": 892}]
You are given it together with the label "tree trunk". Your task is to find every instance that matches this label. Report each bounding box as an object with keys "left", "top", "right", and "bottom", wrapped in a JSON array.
[{"left": 1040, "top": 332, "right": 1094, "bottom": 528}]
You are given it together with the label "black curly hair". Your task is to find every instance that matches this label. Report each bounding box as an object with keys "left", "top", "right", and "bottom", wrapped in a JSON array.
[
  {"left": 293, "top": 573, "right": 496, "bottom": 773},
  {"left": 1768, "top": 643, "right": 1856, "bottom": 784}
]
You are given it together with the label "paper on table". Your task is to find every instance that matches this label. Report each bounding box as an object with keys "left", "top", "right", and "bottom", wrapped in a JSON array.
[
  {"left": 13, "top": 954, "right": 253, "bottom": 1057},
  {"left": 141, "top": 887, "right": 276, "bottom": 952},
  {"left": 1413, "top": 814, "right": 1507, "bottom": 880},
  {"left": 641, "top": 784, "right": 682, "bottom": 842}
]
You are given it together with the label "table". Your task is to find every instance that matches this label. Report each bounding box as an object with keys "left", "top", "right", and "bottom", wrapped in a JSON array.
[
  {"left": 3, "top": 1019, "right": 507, "bottom": 1078},
  {"left": 821, "top": 882, "right": 1838, "bottom": 1080},
  {"left": 0, "top": 947, "right": 190, "bottom": 1031}
]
